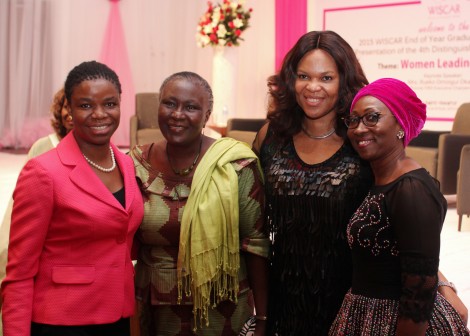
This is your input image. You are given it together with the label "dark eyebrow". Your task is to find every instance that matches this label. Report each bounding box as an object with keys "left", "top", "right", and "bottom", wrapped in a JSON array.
[
  {"left": 75, "top": 97, "right": 92, "bottom": 102},
  {"left": 362, "top": 108, "right": 381, "bottom": 114}
]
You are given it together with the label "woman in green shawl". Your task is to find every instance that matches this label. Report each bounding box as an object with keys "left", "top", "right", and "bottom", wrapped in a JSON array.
[{"left": 130, "top": 71, "right": 269, "bottom": 336}]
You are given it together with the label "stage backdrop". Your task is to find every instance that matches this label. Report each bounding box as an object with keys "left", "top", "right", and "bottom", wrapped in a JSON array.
[{"left": 310, "top": 0, "right": 470, "bottom": 131}]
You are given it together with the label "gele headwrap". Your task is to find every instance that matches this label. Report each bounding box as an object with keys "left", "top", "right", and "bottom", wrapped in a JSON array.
[{"left": 350, "top": 78, "right": 427, "bottom": 147}]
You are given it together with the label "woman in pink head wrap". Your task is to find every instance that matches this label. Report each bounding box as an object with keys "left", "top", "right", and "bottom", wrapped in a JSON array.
[
  {"left": 329, "top": 78, "right": 469, "bottom": 335},
  {"left": 350, "top": 77, "right": 427, "bottom": 147}
]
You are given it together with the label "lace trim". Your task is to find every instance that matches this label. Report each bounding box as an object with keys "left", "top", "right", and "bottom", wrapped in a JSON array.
[{"left": 399, "top": 255, "right": 439, "bottom": 322}]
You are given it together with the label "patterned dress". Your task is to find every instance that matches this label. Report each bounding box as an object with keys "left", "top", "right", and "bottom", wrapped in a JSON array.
[
  {"left": 130, "top": 143, "right": 270, "bottom": 336},
  {"left": 329, "top": 168, "right": 469, "bottom": 335},
  {"left": 259, "top": 127, "right": 372, "bottom": 335}
]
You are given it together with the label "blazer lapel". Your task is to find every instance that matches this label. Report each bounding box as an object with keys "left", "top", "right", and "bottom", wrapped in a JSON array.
[{"left": 57, "top": 132, "right": 126, "bottom": 212}]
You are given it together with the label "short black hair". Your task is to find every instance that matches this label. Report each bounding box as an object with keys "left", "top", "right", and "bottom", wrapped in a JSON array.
[
  {"left": 159, "top": 71, "right": 213, "bottom": 113},
  {"left": 64, "top": 61, "right": 121, "bottom": 102}
]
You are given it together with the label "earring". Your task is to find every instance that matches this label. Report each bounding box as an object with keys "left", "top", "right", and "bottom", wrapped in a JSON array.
[{"left": 397, "top": 130, "right": 405, "bottom": 139}]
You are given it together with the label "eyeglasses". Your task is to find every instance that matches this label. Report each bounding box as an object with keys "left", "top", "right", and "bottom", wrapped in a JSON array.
[{"left": 343, "top": 112, "right": 383, "bottom": 129}]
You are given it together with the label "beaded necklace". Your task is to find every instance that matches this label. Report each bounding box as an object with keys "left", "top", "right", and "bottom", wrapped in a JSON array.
[
  {"left": 82, "top": 146, "right": 116, "bottom": 173},
  {"left": 302, "top": 126, "right": 336, "bottom": 139},
  {"left": 166, "top": 140, "right": 202, "bottom": 176}
]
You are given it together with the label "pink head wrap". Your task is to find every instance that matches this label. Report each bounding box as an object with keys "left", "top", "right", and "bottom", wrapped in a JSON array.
[{"left": 350, "top": 78, "right": 427, "bottom": 147}]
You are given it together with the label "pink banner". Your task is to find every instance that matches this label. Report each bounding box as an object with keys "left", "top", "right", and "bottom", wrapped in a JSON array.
[
  {"left": 275, "top": 0, "right": 307, "bottom": 71},
  {"left": 100, "top": 0, "right": 135, "bottom": 147}
]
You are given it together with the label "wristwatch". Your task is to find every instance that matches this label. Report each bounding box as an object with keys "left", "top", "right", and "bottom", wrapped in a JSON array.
[{"left": 438, "top": 280, "right": 457, "bottom": 294}]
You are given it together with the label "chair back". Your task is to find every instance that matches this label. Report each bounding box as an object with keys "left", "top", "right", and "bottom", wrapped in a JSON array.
[
  {"left": 452, "top": 103, "right": 470, "bottom": 135},
  {"left": 226, "top": 118, "right": 266, "bottom": 133},
  {"left": 457, "top": 144, "right": 470, "bottom": 230},
  {"left": 136, "top": 92, "right": 159, "bottom": 129},
  {"left": 437, "top": 102, "right": 470, "bottom": 194},
  {"left": 226, "top": 118, "right": 267, "bottom": 145}
]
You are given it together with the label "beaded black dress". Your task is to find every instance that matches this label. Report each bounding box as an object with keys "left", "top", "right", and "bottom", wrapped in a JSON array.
[
  {"left": 259, "top": 127, "right": 372, "bottom": 336},
  {"left": 329, "top": 168, "right": 469, "bottom": 335}
]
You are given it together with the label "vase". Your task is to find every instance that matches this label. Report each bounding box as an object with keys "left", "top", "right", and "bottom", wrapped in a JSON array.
[{"left": 211, "top": 45, "right": 239, "bottom": 127}]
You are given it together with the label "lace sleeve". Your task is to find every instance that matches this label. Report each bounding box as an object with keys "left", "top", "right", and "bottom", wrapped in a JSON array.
[
  {"left": 386, "top": 171, "right": 446, "bottom": 322},
  {"left": 399, "top": 255, "right": 439, "bottom": 322}
]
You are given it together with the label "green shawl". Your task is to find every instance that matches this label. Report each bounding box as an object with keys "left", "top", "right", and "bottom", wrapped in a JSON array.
[{"left": 177, "top": 137, "right": 262, "bottom": 329}]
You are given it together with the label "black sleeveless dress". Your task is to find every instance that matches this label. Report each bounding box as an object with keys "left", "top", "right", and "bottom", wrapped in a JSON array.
[{"left": 259, "top": 127, "right": 372, "bottom": 335}]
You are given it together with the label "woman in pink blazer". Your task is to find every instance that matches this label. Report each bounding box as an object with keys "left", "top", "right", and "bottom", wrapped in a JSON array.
[{"left": 1, "top": 61, "right": 144, "bottom": 336}]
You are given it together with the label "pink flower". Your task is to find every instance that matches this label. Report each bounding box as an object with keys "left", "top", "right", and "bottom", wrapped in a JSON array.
[
  {"left": 196, "top": 0, "right": 252, "bottom": 47},
  {"left": 209, "top": 33, "right": 218, "bottom": 43}
]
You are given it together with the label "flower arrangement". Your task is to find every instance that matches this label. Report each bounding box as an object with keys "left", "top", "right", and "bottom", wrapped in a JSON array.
[{"left": 196, "top": 0, "right": 252, "bottom": 48}]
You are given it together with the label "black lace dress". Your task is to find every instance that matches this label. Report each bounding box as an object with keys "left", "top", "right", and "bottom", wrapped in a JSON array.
[
  {"left": 329, "top": 168, "right": 469, "bottom": 335},
  {"left": 259, "top": 127, "right": 372, "bottom": 335}
]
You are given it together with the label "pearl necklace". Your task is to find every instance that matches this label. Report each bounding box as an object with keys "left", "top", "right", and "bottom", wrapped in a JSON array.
[
  {"left": 83, "top": 146, "right": 116, "bottom": 173},
  {"left": 166, "top": 140, "right": 202, "bottom": 176},
  {"left": 302, "top": 126, "right": 336, "bottom": 139}
]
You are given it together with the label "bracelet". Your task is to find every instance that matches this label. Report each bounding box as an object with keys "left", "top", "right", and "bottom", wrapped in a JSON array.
[
  {"left": 438, "top": 280, "right": 457, "bottom": 294},
  {"left": 254, "top": 315, "right": 268, "bottom": 321}
]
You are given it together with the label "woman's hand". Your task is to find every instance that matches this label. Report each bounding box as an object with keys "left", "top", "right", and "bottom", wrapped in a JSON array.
[
  {"left": 438, "top": 270, "right": 468, "bottom": 325},
  {"left": 439, "top": 285, "right": 468, "bottom": 325}
]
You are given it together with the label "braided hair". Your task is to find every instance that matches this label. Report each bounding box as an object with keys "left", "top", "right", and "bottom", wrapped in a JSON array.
[{"left": 64, "top": 61, "right": 121, "bottom": 102}]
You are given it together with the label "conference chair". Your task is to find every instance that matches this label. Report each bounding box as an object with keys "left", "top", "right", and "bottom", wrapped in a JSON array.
[
  {"left": 406, "top": 103, "right": 470, "bottom": 194},
  {"left": 436, "top": 103, "right": 470, "bottom": 195},
  {"left": 457, "top": 144, "right": 470, "bottom": 231},
  {"left": 129, "top": 92, "right": 163, "bottom": 149},
  {"left": 406, "top": 130, "right": 447, "bottom": 178},
  {"left": 225, "top": 118, "right": 267, "bottom": 146}
]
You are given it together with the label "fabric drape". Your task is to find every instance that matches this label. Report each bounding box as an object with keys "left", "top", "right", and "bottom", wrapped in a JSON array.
[
  {"left": 99, "top": 0, "right": 135, "bottom": 147},
  {"left": 275, "top": 0, "right": 307, "bottom": 71},
  {"left": 0, "top": 0, "right": 54, "bottom": 148}
]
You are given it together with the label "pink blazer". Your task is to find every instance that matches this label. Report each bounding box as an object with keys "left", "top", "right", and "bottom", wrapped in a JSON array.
[{"left": 1, "top": 133, "right": 144, "bottom": 336}]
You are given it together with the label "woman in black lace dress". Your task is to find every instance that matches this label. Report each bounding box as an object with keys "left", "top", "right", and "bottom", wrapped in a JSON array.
[
  {"left": 252, "top": 31, "right": 372, "bottom": 335},
  {"left": 329, "top": 78, "right": 469, "bottom": 335}
]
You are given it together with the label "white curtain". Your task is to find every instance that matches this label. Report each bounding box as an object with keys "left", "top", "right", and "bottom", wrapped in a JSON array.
[
  {"left": 0, "top": 0, "right": 55, "bottom": 148},
  {"left": 0, "top": 0, "right": 275, "bottom": 149}
]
